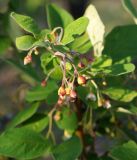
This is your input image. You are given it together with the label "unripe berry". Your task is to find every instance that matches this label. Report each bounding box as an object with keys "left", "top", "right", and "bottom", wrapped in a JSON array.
[
  {"left": 77, "top": 76, "right": 86, "bottom": 85},
  {"left": 58, "top": 86, "right": 66, "bottom": 96},
  {"left": 24, "top": 55, "right": 32, "bottom": 65},
  {"left": 64, "top": 130, "right": 72, "bottom": 139},
  {"left": 54, "top": 111, "right": 61, "bottom": 121},
  {"left": 41, "top": 80, "right": 47, "bottom": 87},
  {"left": 98, "top": 98, "right": 104, "bottom": 107},
  {"left": 70, "top": 90, "right": 77, "bottom": 99},
  {"left": 78, "top": 62, "right": 85, "bottom": 68},
  {"left": 65, "top": 87, "right": 71, "bottom": 95},
  {"left": 57, "top": 98, "right": 63, "bottom": 105},
  {"left": 34, "top": 48, "right": 39, "bottom": 55},
  {"left": 103, "top": 100, "right": 111, "bottom": 109},
  {"left": 88, "top": 57, "right": 93, "bottom": 63},
  {"left": 102, "top": 81, "right": 107, "bottom": 86}
]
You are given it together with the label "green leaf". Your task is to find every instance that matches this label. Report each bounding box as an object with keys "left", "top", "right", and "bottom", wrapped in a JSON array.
[
  {"left": 102, "top": 63, "right": 135, "bottom": 76},
  {"left": 52, "top": 136, "right": 82, "bottom": 160},
  {"left": 52, "top": 44, "right": 70, "bottom": 53},
  {"left": 26, "top": 80, "right": 58, "bottom": 102},
  {"left": 102, "top": 87, "right": 137, "bottom": 102},
  {"left": 50, "top": 59, "right": 62, "bottom": 80},
  {"left": 40, "top": 54, "right": 62, "bottom": 80},
  {"left": 46, "top": 89, "right": 58, "bottom": 105},
  {"left": 84, "top": 4, "right": 105, "bottom": 57},
  {"left": 47, "top": 3, "right": 74, "bottom": 29},
  {"left": 103, "top": 25, "right": 137, "bottom": 62},
  {"left": 10, "top": 12, "right": 40, "bottom": 37},
  {"left": 7, "top": 102, "right": 40, "bottom": 129},
  {"left": 69, "top": 33, "right": 92, "bottom": 54},
  {"left": 91, "top": 63, "right": 135, "bottom": 76},
  {"left": 16, "top": 35, "right": 36, "bottom": 50},
  {"left": 76, "top": 86, "right": 89, "bottom": 104},
  {"left": 0, "top": 36, "right": 11, "bottom": 55},
  {"left": 62, "top": 17, "right": 89, "bottom": 45},
  {"left": 55, "top": 107, "right": 78, "bottom": 132},
  {"left": 0, "top": 128, "right": 52, "bottom": 159},
  {"left": 110, "top": 141, "right": 137, "bottom": 160},
  {"left": 22, "top": 113, "right": 49, "bottom": 132},
  {"left": 92, "top": 55, "right": 112, "bottom": 68},
  {"left": 38, "top": 29, "right": 50, "bottom": 40},
  {"left": 122, "top": 0, "right": 137, "bottom": 24}
]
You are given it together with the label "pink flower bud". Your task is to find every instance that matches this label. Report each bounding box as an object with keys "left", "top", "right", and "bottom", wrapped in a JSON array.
[
  {"left": 58, "top": 86, "right": 66, "bottom": 96},
  {"left": 78, "top": 62, "right": 85, "bottom": 68},
  {"left": 103, "top": 100, "right": 111, "bottom": 109},
  {"left": 41, "top": 80, "right": 47, "bottom": 87},
  {"left": 70, "top": 90, "right": 77, "bottom": 99},
  {"left": 77, "top": 76, "right": 86, "bottom": 85},
  {"left": 24, "top": 55, "right": 32, "bottom": 65}
]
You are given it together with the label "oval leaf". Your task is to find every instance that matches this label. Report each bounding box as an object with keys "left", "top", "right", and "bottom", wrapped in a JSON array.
[
  {"left": 103, "top": 63, "right": 135, "bottom": 76},
  {"left": 22, "top": 113, "right": 49, "bottom": 132},
  {"left": 7, "top": 102, "right": 40, "bottom": 129},
  {"left": 103, "top": 25, "right": 137, "bottom": 62},
  {"left": 26, "top": 80, "right": 58, "bottom": 102},
  {"left": 0, "top": 128, "right": 52, "bottom": 159},
  {"left": 16, "top": 35, "right": 36, "bottom": 50},
  {"left": 62, "top": 17, "right": 89, "bottom": 45},
  {"left": 52, "top": 136, "right": 82, "bottom": 160},
  {"left": 84, "top": 4, "right": 105, "bottom": 57},
  {"left": 55, "top": 107, "right": 78, "bottom": 132},
  {"left": 110, "top": 141, "right": 137, "bottom": 160},
  {"left": 11, "top": 12, "right": 40, "bottom": 37},
  {"left": 102, "top": 87, "right": 137, "bottom": 102}
]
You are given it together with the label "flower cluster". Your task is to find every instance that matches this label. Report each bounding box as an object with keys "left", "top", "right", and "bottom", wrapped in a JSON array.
[{"left": 23, "top": 28, "right": 111, "bottom": 109}]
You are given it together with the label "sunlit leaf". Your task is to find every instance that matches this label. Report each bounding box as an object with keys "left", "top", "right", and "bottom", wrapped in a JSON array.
[
  {"left": 62, "top": 17, "right": 89, "bottom": 45},
  {"left": 84, "top": 4, "right": 105, "bottom": 57},
  {"left": 16, "top": 35, "right": 36, "bottom": 50},
  {"left": 102, "top": 87, "right": 137, "bottom": 102},
  {"left": 11, "top": 12, "right": 40, "bottom": 37}
]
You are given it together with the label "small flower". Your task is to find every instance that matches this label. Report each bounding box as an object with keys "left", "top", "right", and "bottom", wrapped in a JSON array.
[
  {"left": 102, "top": 81, "right": 107, "bottom": 86},
  {"left": 41, "top": 80, "right": 47, "bottom": 87},
  {"left": 34, "top": 48, "right": 39, "bottom": 55},
  {"left": 103, "top": 100, "right": 111, "bottom": 109},
  {"left": 57, "top": 98, "right": 64, "bottom": 105},
  {"left": 54, "top": 111, "right": 61, "bottom": 121},
  {"left": 64, "top": 130, "right": 72, "bottom": 139},
  {"left": 24, "top": 55, "right": 32, "bottom": 65},
  {"left": 78, "top": 62, "right": 85, "bottom": 68},
  {"left": 65, "top": 87, "right": 71, "bottom": 95},
  {"left": 86, "top": 93, "right": 96, "bottom": 101},
  {"left": 70, "top": 90, "right": 77, "bottom": 99},
  {"left": 58, "top": 86, "right": 66, "bottom": 96},
  {"left": 77, "top": 76, "right": 86, "bottom": 85},
  {"left": 98, "top": 98, "right": 104, "bottom": 107}
]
